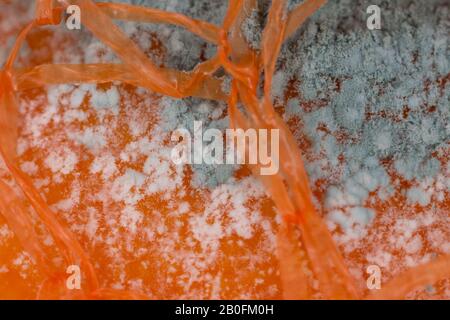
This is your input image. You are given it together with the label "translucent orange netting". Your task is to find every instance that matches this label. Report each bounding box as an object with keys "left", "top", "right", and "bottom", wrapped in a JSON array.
[{"left": 0, "top": 0, "right": 449, "bottom": 299}]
